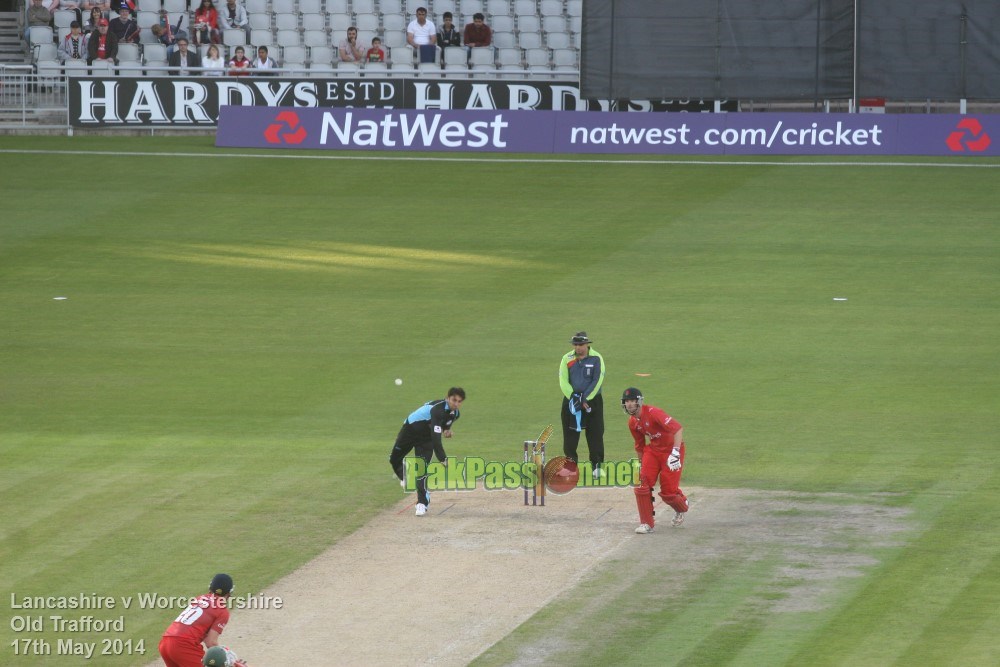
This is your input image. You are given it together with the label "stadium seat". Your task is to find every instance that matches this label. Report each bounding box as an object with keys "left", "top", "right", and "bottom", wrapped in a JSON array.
[
  {"left": 383, "top": 30, "right": 407, "bottom": 50},
  {"left": 517, "top": 31, "right": 541, "bottom": 49},
  {"left": 544, "top": 31, "right": 569, "bottom": 50},
  {"left": 569, "top": 15, "right": 580, "bottom": 32},
  {"left": 468, "top": 46, "right": 493, "bottom": 66},
  {"left": 417, "top": 61, "right": 442, "bottom": 77},
  {"left": 566, "top": 0, "right": 581, "bottom": 16},
  {"left": 551, "top": 47, "right": 575, "bottom": 68},
  {"left": 495, "top": 47, "right": 519, "bottom": 67},
  {"left": 460, "top": 0, "right": 483, "bottom": 15},
  {"left": 32, "top": 42, "right": 58, "bottom": 63},
  {"left": 383, "top": 13, "right": 406, "bottom": 32},
  {"left": 250, "top": 29, "right": 274, "bottom": 46},
  {"left": 490, "top": 15, "right": 513, "bottom": 33},
  {"left": 379, "top": 0, "right": 401, "bottom": 14},
  {"left": 309, "top": 44, "right": 335, "bottom": 65},
  {"left": 245, "top": 0, "right": 268, "bottom": 13},
  {"left": 276, "top": 29, "right": 302, "bottom": 46},
  {"left": 301, "top": 13, "right": 325, "bottom": 30},
  {"left": 64, "top": 59, "right": 89, "bottom": 75},
  {"left": 272, "top": 0, "right": 296, "bottom": 14},
  {"left": 328, "top": 13, "right": 352, "bottom": 32},
  {"left": 434, "top": 0, "right": 457, "bottom": 15},
  {"left": 283, "top": 45, "right": 308, "bottom": 64},
  {"left": 303, "top": 30, "right": 329, "bottom": 47},
  {"left": 223, "top": 28, "right": 248, "bottom": 46},
  {"left": 356, "top": 13, "right": 380, "bottom": 32},
  {"left": 404, "top": 0, "right": 423, "bottom": 14},
  {"left": 117, "top": 61, "right": 145, "bottom": 76},
  {"left": 298, "top": 0, "right": 322, "bottom": 13},
  {"left": 363, "top": 61, "right": 387, "bottom": 74},
  {"left": 162, "top": 0, "right": 186, "bottom": 12},
  {"left": 57, "top": 26, "right": 72, "bottom": 42},
  {"left": 538, "top": 0, "right": 561, "bottom": 17},
  {"left": 443, "top": 46, "right": 466, "bottom": 66},
  {"left": 486, "top": 0, "right": 510, "bottom": 16},
  {"left": 137, "top": 0, "right": 160, "bottom": 12},
  {"left": 142, "top": 42, "right": 168, "bottom": 64},
  {"left": 53, "top": 10, "right": 76, "bottom": 29},
  {"left": 541, "top": 15, "right": 565, "bottom": 33},
  {"left": 307, "top": 62, "right": 335, "bottom": 75},
  {"left": 354, "top": 0, "right": 376, "bottom": 13},
  {"left": 137, "top": 10, "right": 159, "bottom": 29},
  {"left": 516, "top": 14, "right": 539, "bottom": 32},
  {"left": 29, "top": 27, "right": 54, "bottom": 47},
  {"left": 326, "top": 0, "right": 350, "bottom": 13},
  {"left": 492, "top": 30, "right": 515, "bottom": 48},
  {"left": 513, "top": 0, "right": 534, "bottom": 15},
  {"left": 523, "top": 47, "right": 547, "bottom": 67},
  {"left": 118, "top": 42, "right": 141, "bottom": 61},
  {"left": 248, "top": 13, "right": 271, "bottom": 30},
  {"left": 337, "top": 60, "right": 360, "bottom": 73},
  {"left": 275, "top": 13, "right": 299, "bottom": 30},
  {"left": 572, "top": 30, "right": 580, "bottom": 49}
]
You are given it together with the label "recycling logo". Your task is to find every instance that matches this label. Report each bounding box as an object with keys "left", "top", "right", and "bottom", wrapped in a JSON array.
[
  {"left": 945, "top": 118, "right": 991, "bottom": 152},
  {"left": 264, "top": 111, "right": 307, "bottom": 145}
]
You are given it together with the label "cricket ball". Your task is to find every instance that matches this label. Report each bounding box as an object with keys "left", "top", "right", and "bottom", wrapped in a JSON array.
[{"left": 544, "top": 457, "right": 579, "bottom": 495}]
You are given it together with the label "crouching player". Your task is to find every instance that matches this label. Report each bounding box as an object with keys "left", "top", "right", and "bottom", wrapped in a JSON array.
[{"left": 621, "top": 387, "right": 689, "bottom": 533}]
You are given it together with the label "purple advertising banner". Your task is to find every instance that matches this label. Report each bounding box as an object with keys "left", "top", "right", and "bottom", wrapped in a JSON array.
[{"left": 217, "top": 106, "right": 998, "bottom": 157}]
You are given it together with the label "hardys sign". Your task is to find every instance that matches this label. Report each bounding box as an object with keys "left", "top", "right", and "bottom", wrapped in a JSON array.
[
  {"left": 68, "top": 76, "right": 729, "bottom": 127},
  {"left": 217, "top": 106, "right": 999, "bottom": 156}
]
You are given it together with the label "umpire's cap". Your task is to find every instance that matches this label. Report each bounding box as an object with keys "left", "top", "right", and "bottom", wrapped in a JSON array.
[
  {"left": 570, "top": 331, "right": 592, "bottom": 345},
  {"left": 210, "top": 573, "right": 234, "bottom": 596},
  {"left": 203, "top": 646, "right": 228, "bottom": 666}
]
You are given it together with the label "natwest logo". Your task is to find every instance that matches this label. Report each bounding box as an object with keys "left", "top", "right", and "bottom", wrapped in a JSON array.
[
  {"left": 264, "top": 111, "right": 307, "bottom": 145},
  {"left": 946, "top": 118, "right": 991, "bottom": 152}
]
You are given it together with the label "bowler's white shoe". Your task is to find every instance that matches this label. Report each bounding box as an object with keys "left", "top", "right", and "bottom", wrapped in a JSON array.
[
  {"left": 672, "top": 511, "right": 685, "bottom": 527},
  {"left": 635, "top": 524, "right": 654, "bottom": 534},
  {"left": 415, "top": 503, "right": 427, "bottom": 516}
]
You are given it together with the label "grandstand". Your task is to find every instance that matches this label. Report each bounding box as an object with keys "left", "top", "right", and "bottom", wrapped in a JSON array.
[{"left": 13, "top": 0, "right": 581, "bottom": 76}]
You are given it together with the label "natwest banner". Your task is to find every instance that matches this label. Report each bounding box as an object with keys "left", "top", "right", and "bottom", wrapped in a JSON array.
[{"left": 217, "top": 106, "right": 998, "bottom": 156}]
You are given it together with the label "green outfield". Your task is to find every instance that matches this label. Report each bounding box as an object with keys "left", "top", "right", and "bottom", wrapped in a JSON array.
[{"left": 1, "top": 136, "right": 998, "bottom": 666}]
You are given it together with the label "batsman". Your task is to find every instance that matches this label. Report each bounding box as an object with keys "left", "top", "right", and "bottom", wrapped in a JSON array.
[{"left": 621, "top": 387, "right": 689, "bottom": 533}]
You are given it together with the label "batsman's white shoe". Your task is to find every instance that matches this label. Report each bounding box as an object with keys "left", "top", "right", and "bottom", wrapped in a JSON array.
[
  {"left": 672, "top": 511, "right": 685, "bottom": 527},
  {"left": 415, "top": 503, "right": 427, "bottom": 516},
  {"left": 635, "top": 524, "right": 654, "bottom": 534}
]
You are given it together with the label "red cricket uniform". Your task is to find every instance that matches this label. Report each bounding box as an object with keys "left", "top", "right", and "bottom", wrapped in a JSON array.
[
  {"left": 158, "top": 594, "right": 230, "bottom": 667},
  {"left": 629, "top": 404, "right": 688, "bottom": 527}
]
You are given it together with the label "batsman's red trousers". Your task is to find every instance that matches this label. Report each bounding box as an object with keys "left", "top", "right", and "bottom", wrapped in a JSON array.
[
  {"left": 634, "top": 443, "right": 688, "bottom": 527},
  {"left": 158, "top": 637, "right": 205, "bottom": 667}
]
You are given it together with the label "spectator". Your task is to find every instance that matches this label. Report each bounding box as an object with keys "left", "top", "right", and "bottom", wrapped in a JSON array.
[
  {"left": 166, "top": 35, "right": 200, "bottom": 74},
  {"left": 58, "top": 20, "right": 89, "bottom": 62},
  {"left": 25, "top": 0, "right": 52, "bottom": 42},
  {"left": 218, "top": 0, "right": 248, "bottom": 38},
  {"left": 365, "top": 36, "right": 385, "bottom": 63},
  {"left": 84, "top": 6, "right": 104, "bottom": 34},
  {"left": 437, "top": 11, "right": 460, "bottom": 51},
  {"left": 227, "top": 44, "right": 251, "bottom": 75},
  {"left": 59, "top": 0, "right": 85, "bottom": 27},
  {"left": 192, "top": 0, "right": 220, "bottom": 46},
  {"left": 251, "top": 44, "right": 277, "bottom": 74},
  {"left": 463, "top": 12, "right": 491, "bottom": 49},
  {"left": 82, "top": 0, "right": 111, "bottom": 17},
  {"left": 406, "top": 6, "right": 436, "bottom": 64},
  {"left": 150, "top": 11, "right": 185, "bottom": 55},
  {"left": 108, "top": 5, "right": 139, "bottom": 44},
  {"left": 337, "top": 26, "right": 366, "bottom": 63},
  {"left": 86, "top": 17, "right": 117, "bottom": 65},
  {"left": 203, "top": 43, "right": 225, "bottom": 74},
  {"left": 40, "top": 0, "right": 60, "bottom": 12}
]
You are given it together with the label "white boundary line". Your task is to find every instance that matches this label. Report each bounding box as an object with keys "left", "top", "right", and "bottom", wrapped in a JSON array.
[{"left": 1, "top": 148, "right": 998, "bottom": 167}]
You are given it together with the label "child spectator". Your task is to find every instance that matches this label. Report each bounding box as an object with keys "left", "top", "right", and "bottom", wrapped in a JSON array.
[
  {"left": 227, "top": 44, "right": 251, "bottom": 75},
  {"left": 251, "top": 44, "right": 277, "bottom": 74},
  {"left": 365, "top": 36, "right": 385, "bottom": 62},
  {"left": 58, "top": 20, "right": 88, "bottom": 62},
  {"left": 437, "top": 11, "right": 460, "bottom": 50}
]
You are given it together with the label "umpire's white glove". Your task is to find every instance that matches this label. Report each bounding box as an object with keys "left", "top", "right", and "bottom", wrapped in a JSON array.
[{"left": 667, "top": 448, "right": 682, "bottom": 472}]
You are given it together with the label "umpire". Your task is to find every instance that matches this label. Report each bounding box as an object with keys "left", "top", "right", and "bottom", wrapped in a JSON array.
[
  {"left": 558, "top": 331, "right": 606, "bottom": 476},
  {"left": 389, "top": 387, "right": 465, "bottom": 516}
]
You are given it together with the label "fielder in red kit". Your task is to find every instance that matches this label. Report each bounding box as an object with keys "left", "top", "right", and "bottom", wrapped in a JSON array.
[
  {"left": 622, "top": 387, "right": 689, "bottom": 533},
  {"left": 159, "top": 573, "right": 234, "bottom": 667}
]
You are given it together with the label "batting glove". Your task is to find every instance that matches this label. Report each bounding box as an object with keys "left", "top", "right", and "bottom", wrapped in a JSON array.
[{"left": 667, "top": 448, "right": 682, "bottom": 472}]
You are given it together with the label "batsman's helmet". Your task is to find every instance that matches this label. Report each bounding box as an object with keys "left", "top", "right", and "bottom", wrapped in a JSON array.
[
  {"left": 621, "top": 387, "right": 643, "bottom": 415},
  {"left": 210, "top": 573, "right": 234, "bottom": 596},
  {"left": 202, "top": 646, "right": 228, "bottom": 666}
]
